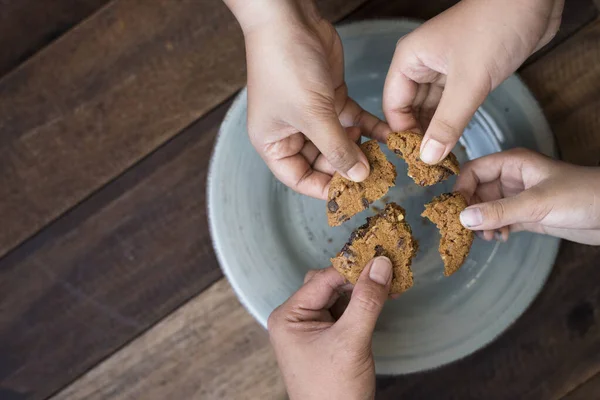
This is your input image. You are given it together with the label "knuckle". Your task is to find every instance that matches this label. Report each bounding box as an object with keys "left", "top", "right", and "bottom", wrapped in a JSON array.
[
  {"left": 326, "top": 144, "right": 357, "bottom": 171},
  {"left": 430, "top": 117, "right": 462, "bottom": 142},
  {"left": 301, "top": 92, "right": 336, "bottom": 118},
  {"left": 525, "top": 188, "right": 551, "bottom": 221},
  {"left": 487, "top": 201, "right": 507, "bottom": 222},
  {"left": 353, "top": 288, "right": 384, "bottom": 314},
  {"left": 267, "top": 308, "right": 283, "bottom": 335}
]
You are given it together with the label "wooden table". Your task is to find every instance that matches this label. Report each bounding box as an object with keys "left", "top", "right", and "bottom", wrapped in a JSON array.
[{"left": 1, "top": 1, "right": 599, "bottom": 399}]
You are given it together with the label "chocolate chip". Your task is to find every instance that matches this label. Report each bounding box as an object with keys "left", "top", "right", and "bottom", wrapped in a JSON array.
[
  {"left": 416, "top": 157, "right": 421, "bottom": 162},
  {"left": 361, "top": 198, "right": 369, "bottom": 209},
  {"left": 442, "top": 166, "right": 456, "bottom": 176},
  {"left": 397, "top": 238, "right": 405, "bottom": 249},
  {"left": 341, "top": 244, "right": 354, "bottom": 258},
  {"left": 338, "top": 214, "right": 348, "bottom": 222},
  {"left": 394, "top": 149, "right": 403, "bottom": 156},
  {"left": 436, "top": 170, "right": 450, "bottom": 183},
  {"left": 327, "top": 200, "right": 339, "bottom": 213},
  {"left": 374, "top": 245, "right": 385, "bottom": 256}
]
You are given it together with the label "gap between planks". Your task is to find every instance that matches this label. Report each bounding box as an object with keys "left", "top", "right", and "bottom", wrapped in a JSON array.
[{"left": 50, "top": 278, "right": 287, "bottom": 400}]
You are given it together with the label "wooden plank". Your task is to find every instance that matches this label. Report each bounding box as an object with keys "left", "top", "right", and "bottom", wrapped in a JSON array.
[
  {"left": 0, "top": 0, "right": 368, "bottom": 260},
  {"left": 0, "top": 0, "right": 111, "bottom": 78},
  {"left": 375, "top": 20, "right": 600, "bottom": 399},
  {"left": 521, "top": 18, "right": 600, "bottom": 166},
  {"left": 0, "top": 2, "right": 370, "bottom": 398},
  {"left": 524, "top": 0, "right": 598, "bottom": 66},
  {"left": 562, "top": 372, "right": 600, "bottom": 400},
  {"left": 0, "top": 2, "right": 597, "bottom": 400},
  {"left": 0, "top": 100, "right": 229, "bottom": 400},
  {"left": 51, "top": 279, "right": 286, "bottom": 400}
]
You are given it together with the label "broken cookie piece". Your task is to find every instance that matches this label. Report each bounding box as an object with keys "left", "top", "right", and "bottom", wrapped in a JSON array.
[
  {"left": 327, "top": 140, "right": 396, "bottom": 227},
  {"left": 387, "top": 131, "right": 460, "bottom": 186},
  {"left": 422, "top": 192, "right": 474, "bottom": 276},
  {"left": 331, "top": 203, "right": 418, "bottom": 294}
]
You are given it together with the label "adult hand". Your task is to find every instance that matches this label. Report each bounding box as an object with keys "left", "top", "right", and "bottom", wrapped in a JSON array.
[
  {"left": 383, "top": 0, "right": 563, "bottom": 165},
  {"left": 268, "top": 258, "right": 393, "bottom": 400},
  {"left": 454, "top": 148, "right": 600, "bottom": 245},
  {"left": 225, "top": 0, "right": 390, "bottom": 199}
]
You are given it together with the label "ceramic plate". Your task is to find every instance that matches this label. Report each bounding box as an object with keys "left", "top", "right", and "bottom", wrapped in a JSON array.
[{"left": 208, "top": 20, "right": 559, "bottom": 374}]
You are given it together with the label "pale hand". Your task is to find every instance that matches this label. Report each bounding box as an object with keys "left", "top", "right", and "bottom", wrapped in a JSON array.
[
  {"left": 383, "top": 0, "right": 564, "bottom": 165},
  {"left": 454, "top": 148, "right": 600, "bottom": 245}
]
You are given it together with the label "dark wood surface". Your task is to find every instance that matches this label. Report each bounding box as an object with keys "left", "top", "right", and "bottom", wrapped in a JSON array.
[
  {"left": 0, "top": 0, "right": 111, "bottom": 78},
  {"left": 0, "top": 0, "right": 367, "bottom": 260},
  {"left": 564, "top": 373, "right": 600, "bottom": 400},
  {"left": 0, "top": 0, "right": 599, "bottom": 399}
]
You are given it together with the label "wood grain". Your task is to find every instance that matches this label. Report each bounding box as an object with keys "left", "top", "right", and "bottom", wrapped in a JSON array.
[
  {"left": 0, "top": 0, "right": 368, "bottom": 260},
  {"left": 521, "top": 18, "right": 600, "bottom": 166},
  {"left": 0, "top": 0, "right": 110, "bottom": 78},
  {"left": 0, "top": 100, "right": 229, "bottom": 400},
  {"left": 51, "top": 279, "right": 286, "bottom": 400},
  {"left": 0, "top": 2, "right": 369, "bottom": 398},
  {"left": 563, "top": 373, "right": 600, "bottom": 400},
  {"left": 0, "top": 2, "right": 598, "bottom": 400}
]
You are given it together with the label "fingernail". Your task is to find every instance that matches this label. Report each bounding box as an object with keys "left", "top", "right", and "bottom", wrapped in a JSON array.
[
  {"left": 347, "top": 162, "right": 369, "bottom": 182},
  {"left": 369, "top": 257, "right": 392, "bottom": 285},
  {"left": 460, "top": 207, "right": 483, "bottom": 228},
  {"left": 420, "top": 138, "right": 445, "bottom": 164}
]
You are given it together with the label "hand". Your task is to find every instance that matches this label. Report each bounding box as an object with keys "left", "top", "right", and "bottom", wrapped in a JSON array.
[
  {"left": 454, "top": 148, "right": 600, "bottom": 245},
  {"left": 268, "top": 258, "right": 393, "bottom": 400},
  {"left": 226, "top": 0, "right": 390, "bottom": 199},
  {"left": 383, "top": 0, "right": 563, "bottom": 165}
]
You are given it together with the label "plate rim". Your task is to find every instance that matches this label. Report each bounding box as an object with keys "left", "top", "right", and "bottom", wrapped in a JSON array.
[{"left": 207, "top": 18, "right": 560, "bottom": 375}]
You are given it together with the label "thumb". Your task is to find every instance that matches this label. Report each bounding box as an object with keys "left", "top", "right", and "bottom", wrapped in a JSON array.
[
  {"left": 301, "top": 113, "right": 370, "bottom": 182},
  {"left": 337, "top": 257, "right": 392, "bottom": 343},
  {"left": 420, "top": 73, "right": 489, "bottom": 165},
  {"left": 460, "top": 188, "right": 548, "bottom": 231}
]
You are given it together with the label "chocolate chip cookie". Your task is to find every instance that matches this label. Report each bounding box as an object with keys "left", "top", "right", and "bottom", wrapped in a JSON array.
[
  {"left": 387, "top": 131, "right": 460, "bottom": 186},
  {"left": 331, "top": 203, "right": 418, "bottom": 294},
  {"left": 421, "top": 192, "right": 474, "bottom": 276},
  {"left": 327, "top": 140, "right": 397, "bottom": 227}
]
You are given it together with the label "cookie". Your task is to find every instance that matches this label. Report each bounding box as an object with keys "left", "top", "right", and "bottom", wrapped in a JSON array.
[
  {"left": 327, "top": 140, "right": 397, "bottom": 227},
  {"left": 387, "top": 131, "right": 460, "bottom": 186},
  {"left": 331, "top": 203, "right": 418, "bottom": 294},
  {"left": 421, "top": 192, "right": 474, "bottom": 276}
]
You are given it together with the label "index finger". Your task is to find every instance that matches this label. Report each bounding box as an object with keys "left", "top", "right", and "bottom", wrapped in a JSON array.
[{"left": 383, "top": 67, "right": 420, "bottom": 133}]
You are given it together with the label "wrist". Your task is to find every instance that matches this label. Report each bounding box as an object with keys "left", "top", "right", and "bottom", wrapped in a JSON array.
[{"left": 224, "top": 0, "right": 318, "bottom": 35}]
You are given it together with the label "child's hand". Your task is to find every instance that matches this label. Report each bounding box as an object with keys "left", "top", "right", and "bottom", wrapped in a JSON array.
[
  {"left": 454, "top": 148, "right": 600, "bottom": 245},
  {"left": 383, "top": 0, "right": 563, "bottom": 165},
  {"left": 268, "top": 259, "right": 393, "bottom": 400},
  {"left": 227, "top": 0, "right": 389, "bottom": 199}
]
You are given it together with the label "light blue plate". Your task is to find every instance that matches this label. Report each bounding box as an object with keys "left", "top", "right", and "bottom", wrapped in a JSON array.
[{"left": 208, "top": 20, "right": 559, "bottom": 374}]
